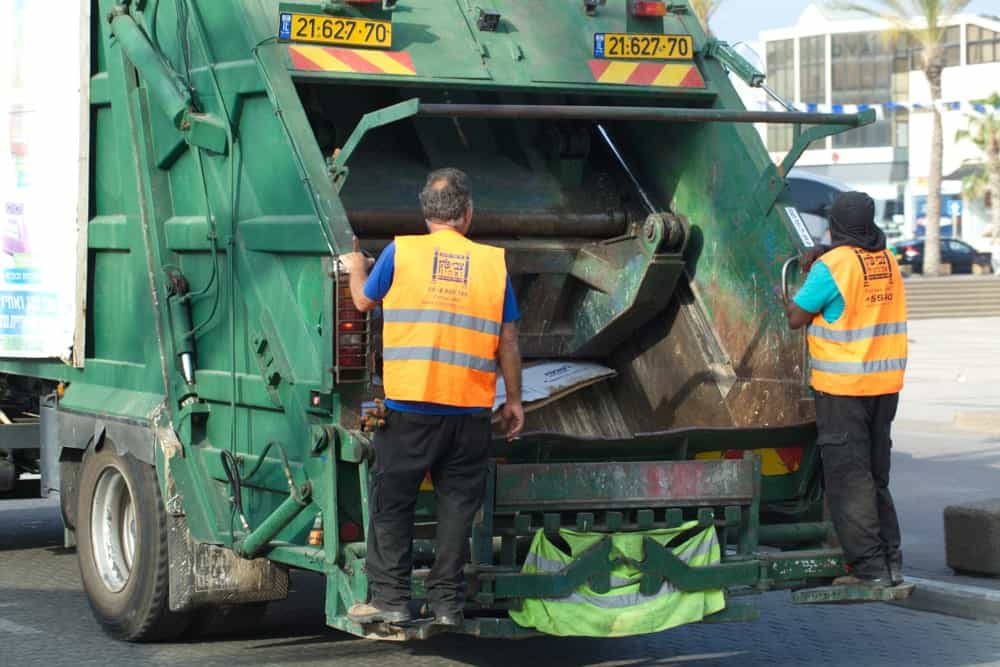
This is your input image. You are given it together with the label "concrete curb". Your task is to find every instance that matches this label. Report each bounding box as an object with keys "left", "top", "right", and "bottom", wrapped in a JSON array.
[{"left": 892, "top": 576, "right": 1000, "bottom": 623}]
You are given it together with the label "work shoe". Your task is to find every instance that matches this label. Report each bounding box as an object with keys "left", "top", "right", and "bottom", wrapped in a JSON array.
[
  {"left": 347, "top": 602, "right": 412, "bottom": 624},
  {"left": 832, "top": 574, "right": 892, "bottom": 588},
  {"left": 888, "top": 553, "right": 904, "bottom": 586},
  {"left": 431, "top": 611, "right": 465, "bottom": 629}
]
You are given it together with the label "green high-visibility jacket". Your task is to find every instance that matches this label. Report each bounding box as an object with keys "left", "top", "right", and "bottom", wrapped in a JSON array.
[{"left": 509, "top": 522, "right": 725, "bottom": 637}]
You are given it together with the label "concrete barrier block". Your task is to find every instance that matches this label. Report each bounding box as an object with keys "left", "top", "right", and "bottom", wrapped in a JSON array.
[{"left": 944, "top": 499, "right": 1000, "bottom": 577}]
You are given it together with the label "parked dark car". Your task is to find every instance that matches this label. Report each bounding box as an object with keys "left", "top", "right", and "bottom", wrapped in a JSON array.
[{"left": 892, "top": 238, "right": 994, "bottom": 275}]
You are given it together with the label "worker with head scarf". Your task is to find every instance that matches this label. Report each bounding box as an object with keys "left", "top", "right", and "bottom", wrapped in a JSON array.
[{"left": 785, "top": 191, "right": 909, "bottom": 588}]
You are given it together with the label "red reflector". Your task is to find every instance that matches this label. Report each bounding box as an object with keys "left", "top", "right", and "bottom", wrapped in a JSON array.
[
  {"left": 632, "top": 1, "right": 667, "bottom": 17},
  {"left": 340, "top": 521, "right": 362, "bottom": 543},
  {"left": 775, "top": 446, "right": 804, "bottom": 473},
  {"left": 340, "top": 321, "right": 356, "bottom": 331}
]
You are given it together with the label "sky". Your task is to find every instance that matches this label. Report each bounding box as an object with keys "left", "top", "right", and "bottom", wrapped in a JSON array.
[{"left": 710, "top": 1, "right": 1000, "bottom": 47}]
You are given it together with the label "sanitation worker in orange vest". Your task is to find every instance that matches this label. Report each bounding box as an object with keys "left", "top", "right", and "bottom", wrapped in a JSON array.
[
  {"left": 785, "top": 191, "right": 908, "bottom": 588},
  {"left": 340, "top": 168, "right": 525, "bottom": 628}
]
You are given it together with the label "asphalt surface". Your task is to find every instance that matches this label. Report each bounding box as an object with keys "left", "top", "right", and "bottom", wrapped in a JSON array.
[{"left": 3, "top": 496, "right": 1000, "bottom": 667}]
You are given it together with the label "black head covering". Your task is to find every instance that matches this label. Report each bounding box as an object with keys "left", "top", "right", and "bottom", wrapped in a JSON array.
[{"left": 829, "top": 191, "right": 885, "bottom": 252}]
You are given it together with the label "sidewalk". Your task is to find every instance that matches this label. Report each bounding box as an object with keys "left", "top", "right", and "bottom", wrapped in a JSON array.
[{"left": 888, "top": 317, "right": 1000, "bottom": 619}]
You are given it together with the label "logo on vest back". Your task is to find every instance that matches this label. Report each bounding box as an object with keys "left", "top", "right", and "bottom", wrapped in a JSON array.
[
  {"left": 857, "top": 250, "right": 892, "bottom": 283},
  {"left": 854, "top": 249, "right": 896, "bottom": 306},
  {"left": 432, "top": 249, "right": 470, "bottom": 285}
]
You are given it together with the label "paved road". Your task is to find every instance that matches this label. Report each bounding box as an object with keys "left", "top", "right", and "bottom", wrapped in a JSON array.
[{"left": 3, "top": 498, "right": 1000, "bottom": 667}]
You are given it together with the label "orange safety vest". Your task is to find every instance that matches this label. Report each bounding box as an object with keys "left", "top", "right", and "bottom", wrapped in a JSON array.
[
  {"left": 381, "top": 229, "right": 507, "bottom": 408},
  {"left": 806, "top": 245, "right": 908, "bottom": 396}
]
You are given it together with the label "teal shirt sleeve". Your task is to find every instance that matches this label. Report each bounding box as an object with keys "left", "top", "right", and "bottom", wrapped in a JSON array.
[{"left": 793, "top": 260, "right": 845, "bottom": 324}]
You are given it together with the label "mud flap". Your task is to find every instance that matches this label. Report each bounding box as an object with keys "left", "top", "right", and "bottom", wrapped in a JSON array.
[{"left": 167, "top": 513, "right": 290, "bottom": 613}]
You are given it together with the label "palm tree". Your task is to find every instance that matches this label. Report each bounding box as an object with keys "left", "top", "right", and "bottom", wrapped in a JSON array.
[
  {"left": 956, "top": 93, "right": 1000, "bottom": 250},
  {"left": 833, "top": 0, "right": 970, "bottom": 275},
  {"left": 689, "top": 0, "right": 722, "bottom": 35}
]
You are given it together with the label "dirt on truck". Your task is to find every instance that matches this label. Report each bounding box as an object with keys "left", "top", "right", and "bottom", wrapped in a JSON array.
[{"left": 0, "top": 0, "right": 905, "bottom": 642}]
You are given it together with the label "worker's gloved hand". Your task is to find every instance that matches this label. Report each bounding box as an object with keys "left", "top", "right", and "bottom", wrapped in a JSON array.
[
  {"left": 500, "top": 400, "right": 525, "bottom": 440},
  {"left": 340, "top": 252, "right": 374, "bottom": 275},
  {"left": 800, "top": 245, "right": 829, "bottom": 274},
  {"left": 361, "top": 398, "right": 388, "bottom": 432},
  {"left": 340, "top": 236, "right": 375, "bottom": 275}
]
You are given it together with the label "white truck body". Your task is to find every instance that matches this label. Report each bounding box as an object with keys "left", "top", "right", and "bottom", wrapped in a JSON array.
[{"left": 0, "top": 0, "right": 87, "bottom": 363}]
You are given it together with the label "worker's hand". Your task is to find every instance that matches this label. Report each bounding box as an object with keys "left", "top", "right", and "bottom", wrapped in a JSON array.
[
  {"left": 500, "top": 400, "right": 524, "bottom": 440},
  {"left": 361, "top": 398, "right": 388, "bottom": 432},
  {"left": 800, "top": 246, "right": 827, "bottom": 274},
  {"left": 341, "top": 237, "right": 374, "bottom": 275}
]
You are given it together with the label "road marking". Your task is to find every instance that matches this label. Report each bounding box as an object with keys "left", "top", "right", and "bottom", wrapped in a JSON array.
[{"left": 0, "top": 618, "right": 43, "bottom": 634}]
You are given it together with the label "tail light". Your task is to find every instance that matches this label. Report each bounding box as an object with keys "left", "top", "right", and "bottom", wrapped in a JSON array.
[
  {"left": 334, "top": 269, "right": 370, "bottom": 384},
  {"left": 631, "top": 1, "right": 667, "bottom": 17},
  {"left": 308, "top": 515, "right": 323, "bottom": 546},
  {"left": 339, "top": 521, "right": 362, "bottom": 543},
  {"left": 904, "top": 245, "right": 920, "bottom": 259}
]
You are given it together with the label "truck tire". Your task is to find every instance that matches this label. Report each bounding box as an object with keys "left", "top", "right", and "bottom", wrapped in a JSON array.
[{"left": 76, "top": 444, "right": 191, "bottom": 641}]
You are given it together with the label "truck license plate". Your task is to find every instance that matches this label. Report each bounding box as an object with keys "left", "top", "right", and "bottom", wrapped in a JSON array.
[
  {"left": 279, "top": 12, "right": 392, "bottom": 49},
  {"left": 594, "top": 33, "right": 693, "bottom": 60}
]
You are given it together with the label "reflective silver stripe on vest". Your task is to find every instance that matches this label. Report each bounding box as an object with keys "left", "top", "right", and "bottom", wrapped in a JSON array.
[
  {"left": 811, "top": 357, "right": 908, "bottom": 374},
  {"left": 807, "top": 321, "right": 908, "bottom": 343},
  {"left": 383, "top": 347, "right": 497, "bottom": 373},
  {"left": 563, "top": 581, "right": 681, "bottom": 609},
  {"left": 523, "top": 552, "right": 637, "bottom": 589},
  {"left": 382, "top": 308, "right": 501, "bottom": 336},
  {"left": 565, "top": 536, "right": 719, "bottom": 609},
  {"left": 523, "top": 534, "right": 718, "bottom": 608}
]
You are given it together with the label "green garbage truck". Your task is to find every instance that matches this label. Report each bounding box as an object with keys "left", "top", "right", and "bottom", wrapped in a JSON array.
[{"left": 0, "top": 0, "right": 898, "bottom": 641}]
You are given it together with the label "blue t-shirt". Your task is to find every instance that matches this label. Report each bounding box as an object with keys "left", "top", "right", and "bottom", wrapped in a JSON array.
[
  {"left": 793, "top": 260, "right": 845, "bottom": 324},
  {"left": 364, "top": 238, "right": 520, "bottom": 415}
]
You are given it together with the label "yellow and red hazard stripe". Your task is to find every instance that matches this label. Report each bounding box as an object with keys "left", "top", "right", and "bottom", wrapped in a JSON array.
[
  {"left": 289, "top": 45, "right": 416, "bottom": 76},
  {"left": 695, "top": 447, "right": 804, "bottom": 477},
  {"left": 588, "top": 60, "right": 705, "bottom": 88}
]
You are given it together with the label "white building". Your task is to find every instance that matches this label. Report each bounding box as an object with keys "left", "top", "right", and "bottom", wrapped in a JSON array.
[{"left": 748, "top": 5, "right": 1000, "bottom": 248}]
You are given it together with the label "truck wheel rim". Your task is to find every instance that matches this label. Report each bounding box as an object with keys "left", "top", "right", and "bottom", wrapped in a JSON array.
[{"left": 90, "top": 465, "right": 136, "bottom": 593}]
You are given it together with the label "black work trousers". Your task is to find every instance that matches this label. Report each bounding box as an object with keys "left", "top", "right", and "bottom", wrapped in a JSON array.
[
  {"left": 365, "top": 410, "right": 491, "bottom": 615},
  {"left": 815, "top": 391, "right": 902, "bottom": 578}
]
